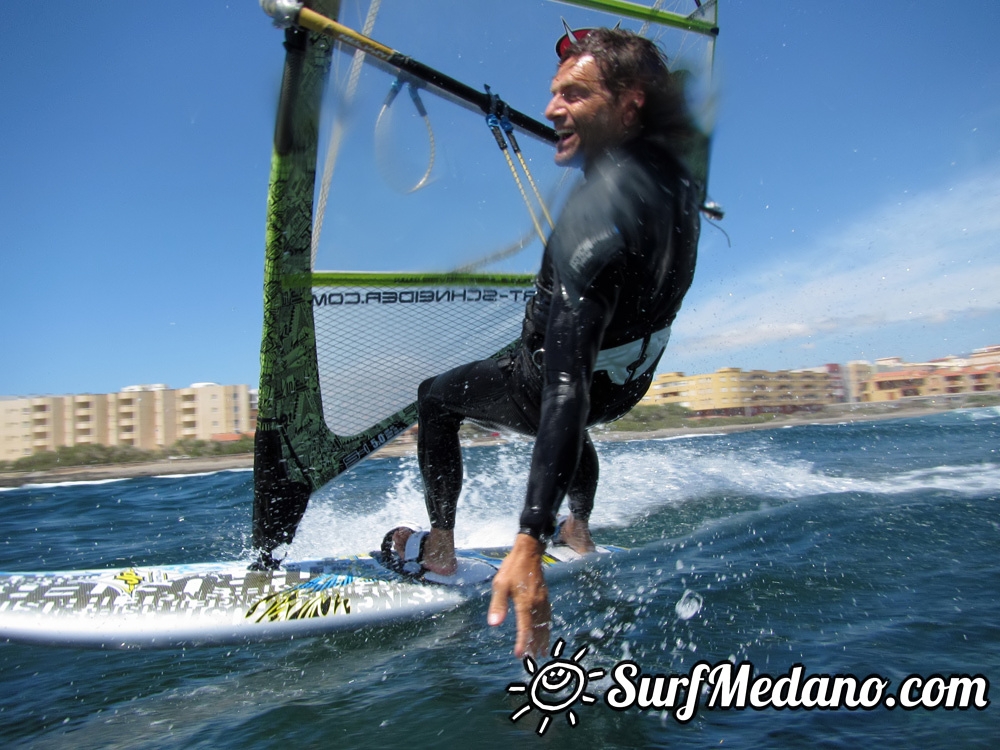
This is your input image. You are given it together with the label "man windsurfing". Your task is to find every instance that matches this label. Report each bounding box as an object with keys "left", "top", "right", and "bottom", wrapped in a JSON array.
[{"left": 384, "top": 27, "right": 702, "bottom": 658}]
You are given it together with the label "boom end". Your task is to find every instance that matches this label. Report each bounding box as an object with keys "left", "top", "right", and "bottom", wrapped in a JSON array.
[{"left": 260, "top": 0, "right": 302, "bottom": 29}]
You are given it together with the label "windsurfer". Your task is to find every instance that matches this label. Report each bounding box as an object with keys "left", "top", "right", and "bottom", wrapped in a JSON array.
[{"left": 387, "top": 28, "right": 701, "bottom": 657}]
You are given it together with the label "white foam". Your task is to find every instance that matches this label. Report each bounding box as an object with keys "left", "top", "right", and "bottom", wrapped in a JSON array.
[
  {"left": 2, "top": 477, "right": 130, "bottom": 491},
  {"left": 956, "top": 405, "right": 1000, "bottom": 421},
  {"left": 151, "top": 467, "right": 252, "bottom": 480},
  {"left": 289, "top": 436, "right": 1000, "bottom": 558},
  {"left": 651, "top": 432, "right": 727, "bottom": 442},
  {"left": 290, "top": 451, "right": 525, "bottom": 559},
  {"left": 0, "top": 466, "right": 253, "bottom": 493}
]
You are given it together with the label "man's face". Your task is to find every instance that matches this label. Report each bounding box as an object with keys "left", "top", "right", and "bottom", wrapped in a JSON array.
[{"left": 544, "top": 54, "right": 641, "bottom": 168}]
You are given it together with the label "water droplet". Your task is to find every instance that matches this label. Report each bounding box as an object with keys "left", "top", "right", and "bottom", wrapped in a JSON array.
[{"left": 675, "top": 589, "right": 703, "bottom": 621}]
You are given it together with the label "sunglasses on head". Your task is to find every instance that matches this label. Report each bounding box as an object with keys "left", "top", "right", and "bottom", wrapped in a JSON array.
[
  {"left": 555, "top": 21, "right": 622, "bottom": 60},
  {"left": 555, "top": 23, "right": 596, "bottom": 60}
]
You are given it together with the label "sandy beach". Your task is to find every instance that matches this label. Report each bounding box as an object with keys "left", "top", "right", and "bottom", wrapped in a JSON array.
[{"left": 0, "top": 402, "right": 961, "bottom": 490}]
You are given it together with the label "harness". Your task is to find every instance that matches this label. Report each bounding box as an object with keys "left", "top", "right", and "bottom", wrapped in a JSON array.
[
  {"left": 593, "top": 326, "right": 671, "bottom": 385},
  {"left": 531, "top": 325, "right": 671, "bottom": 386}
]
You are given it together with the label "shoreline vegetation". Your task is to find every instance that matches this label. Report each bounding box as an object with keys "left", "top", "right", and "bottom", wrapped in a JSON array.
[{"left": 2, "top": 396, "right": 997, "bottom": 490}]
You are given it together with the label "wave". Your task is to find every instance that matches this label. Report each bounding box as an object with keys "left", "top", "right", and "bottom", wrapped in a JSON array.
[
  {"left": 598, "top": 439, "right": 1000, "bottom": 509},
  {"left": 151, "top": 467, "right": 253, "bottom": 480},
  {"left": 0, "top": 477, "right": 130, "bottom": 491},
  {"left": 954, "top": 404, "right": 1000, "bottom": 420},
  {"left": 0, "top": 466, "right": 255, "bottom": 494},
  {"left": 288, "top": 431, "right": 1000, "bottom": 559}
]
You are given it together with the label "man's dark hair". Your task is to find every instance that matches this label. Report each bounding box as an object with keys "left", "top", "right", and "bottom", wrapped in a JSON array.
[{"left": 561, "top": 28, "right": 699, "bottom": 162}]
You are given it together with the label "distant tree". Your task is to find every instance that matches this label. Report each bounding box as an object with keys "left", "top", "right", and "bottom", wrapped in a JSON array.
[{"left": 3, "top": 435, "right": 254, "bottom": 474}]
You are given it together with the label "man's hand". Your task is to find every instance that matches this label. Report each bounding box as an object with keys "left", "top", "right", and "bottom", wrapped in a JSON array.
[{"left": 487, "top": 533, "right": 551, "bottom": 658}]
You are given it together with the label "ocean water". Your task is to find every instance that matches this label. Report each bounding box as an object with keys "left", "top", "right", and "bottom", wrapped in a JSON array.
[{"left": 1, "top": 409, "right": 998, "bottom": 748}]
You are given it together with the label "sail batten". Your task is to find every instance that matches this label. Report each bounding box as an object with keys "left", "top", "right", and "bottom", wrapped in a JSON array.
[{"left": 551, "top": 0, "right": 718, "bottom": 35}]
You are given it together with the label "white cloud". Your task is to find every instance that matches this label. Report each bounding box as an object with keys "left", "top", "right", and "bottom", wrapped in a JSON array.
[{"left": 675, "top": 170, "right": 1000, "bottom": 359}]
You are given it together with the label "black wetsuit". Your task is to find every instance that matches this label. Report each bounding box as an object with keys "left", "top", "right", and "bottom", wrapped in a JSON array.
[{"left": 417, "top": 136, "right": 700, "bottom": 539}]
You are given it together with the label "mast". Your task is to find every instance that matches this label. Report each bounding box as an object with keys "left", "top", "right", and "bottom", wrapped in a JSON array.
[{"left": 253, "top": 0, "right": 342, "bottom": 568}]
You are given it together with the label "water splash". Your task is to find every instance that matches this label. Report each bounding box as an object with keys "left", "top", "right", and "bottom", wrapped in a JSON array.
[
  {"left": 290, "top": 425, "right": 1000, "bottom": 558},
  {"left": 674, "top": 589, "right": 704, "bottom": 620}
]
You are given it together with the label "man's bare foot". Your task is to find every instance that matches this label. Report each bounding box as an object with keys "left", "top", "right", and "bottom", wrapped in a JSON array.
[
  {"left": 557, "top": 516, "right": 597, "bottom": 554},
  {"left": 391, "top": 527, "right": 458, "bottom": 575}
]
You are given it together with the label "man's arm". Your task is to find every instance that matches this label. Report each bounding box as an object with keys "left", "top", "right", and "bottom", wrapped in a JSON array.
[
  {"left": 520, "top": 291, "right": 612, "bottom": 534},
  {"left": 488, "top": 283, "right": 616, "bottom": 658}
]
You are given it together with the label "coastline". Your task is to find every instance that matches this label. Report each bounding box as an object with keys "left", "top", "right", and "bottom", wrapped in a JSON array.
[{"left": 0, "top": 403, "right": 960, "bottom": 489}]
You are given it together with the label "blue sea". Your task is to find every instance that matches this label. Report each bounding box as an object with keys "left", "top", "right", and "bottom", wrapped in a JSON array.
[{"left": 1, "top": 409, "right": 998, "bottom": 748}]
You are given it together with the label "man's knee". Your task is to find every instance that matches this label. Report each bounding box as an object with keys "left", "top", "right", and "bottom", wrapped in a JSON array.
[
  {"left": 417, "top": 376, "right": 441, "bottom": 422},
  {"left": 417, "top": 375, "right": 464, "bottom": 436},
  {"left": 417, "top": 376, "right": 436, "bottom": 403}
]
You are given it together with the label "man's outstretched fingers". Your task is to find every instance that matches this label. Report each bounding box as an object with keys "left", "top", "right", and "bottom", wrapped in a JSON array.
[
  {"left": 488, "top": 534, "right": 552, "bottom": 657},
  {"left": 515, "top": 591, "right": 551, "bottom": 658},
  {"left": 487, "top": 583, "right": 509, "bottom": 627}
]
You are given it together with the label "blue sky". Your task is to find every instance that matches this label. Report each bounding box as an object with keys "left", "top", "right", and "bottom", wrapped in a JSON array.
[{"left": 2, "top": 0, "right": 998, "bottom": 397}]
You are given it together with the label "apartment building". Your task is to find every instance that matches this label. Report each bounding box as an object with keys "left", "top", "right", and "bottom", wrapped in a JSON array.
[
  {"left": 0, "top": 383, "right": 254, "bottom": 462},
  {"left": 844, "top": 361, "right": 876, "bottom": 403},
  {"left": 175, "top": 383, "right": 252, "bottom": 442},
  {"left": 1, "top": 397, "right": 67, "bottom": 460},
  {"left": 642, "top": 366, "right": 843, "bottom": 417},
  {"left": 857, "top": 365, "right": 1000, "bottom": 402},
  {"left": 845, "top": 345, "right": 1000, "bottom": 402},
  {"left": 970, "top": 345, "right": 1000, "bottom": 367}
]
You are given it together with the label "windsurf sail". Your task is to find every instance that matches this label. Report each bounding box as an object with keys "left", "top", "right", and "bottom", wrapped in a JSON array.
[{"left": 252, "top": 0, "right": 720, "bottom": 565}]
